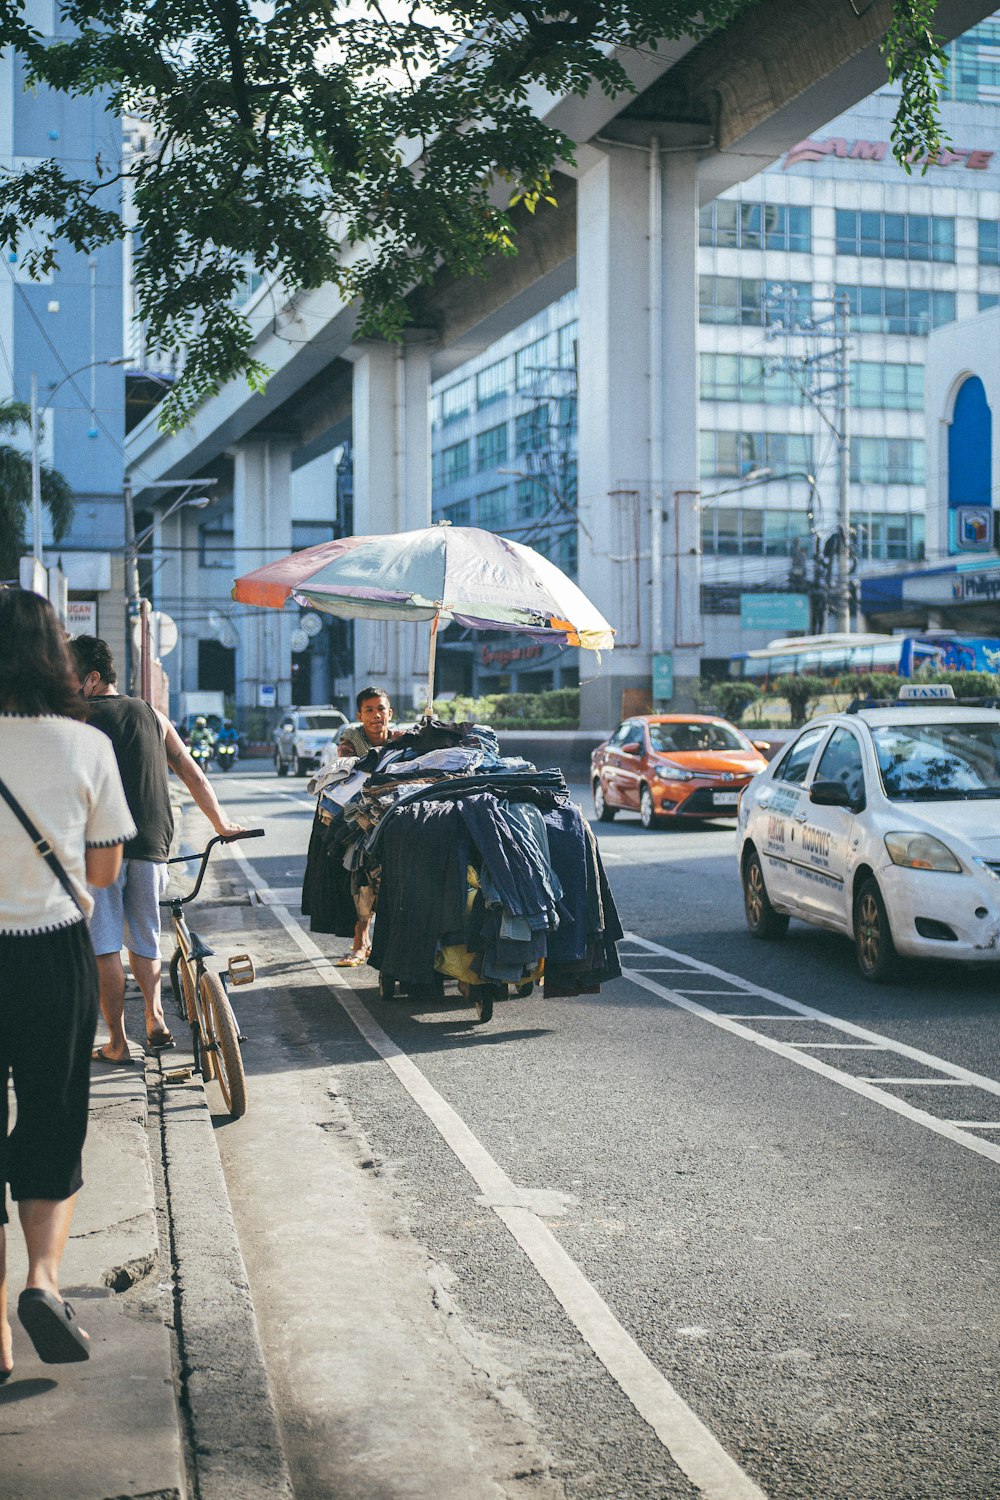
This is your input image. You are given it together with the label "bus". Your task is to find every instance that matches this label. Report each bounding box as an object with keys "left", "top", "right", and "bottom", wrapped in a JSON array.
[{"left": 729, "top": 632, "right": 1000, "bottom": 682}]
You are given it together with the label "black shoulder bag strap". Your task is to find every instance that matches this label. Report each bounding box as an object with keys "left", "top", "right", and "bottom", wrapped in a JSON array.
[{"left": 0, "top": 774, "right": 86, "bottom": 916}]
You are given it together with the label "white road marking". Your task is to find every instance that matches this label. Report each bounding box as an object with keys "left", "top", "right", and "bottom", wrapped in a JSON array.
[
  {"left": 783, "top": 1042, "right": 882, "bottom": 1050},
  {"left": 621, "top": 933, "right": 1000, "bottom": 1166},
  {"left": 240, "top": 775, "right": 316, "bottom": 810},
  {"left": 860, "top": 1078, "right": 974, "bottom": 1086},
  {"left": 224, "top": 844, "right": 769, "bottom": 1500}
]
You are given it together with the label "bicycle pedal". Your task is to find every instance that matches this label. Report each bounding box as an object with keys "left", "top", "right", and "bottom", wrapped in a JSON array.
[
  {"left": 227, "top": 953, "right": 255, "bottom": 986},
  {"left": 237, "top": 1032, "right": 248, "bottom": 1043}
]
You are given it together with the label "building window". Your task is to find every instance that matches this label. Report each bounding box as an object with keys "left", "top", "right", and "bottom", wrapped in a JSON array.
[
  {"left": 699, "top": 277, "right": 812, "bottom": 327},
  {"left": 441, "top": 440, "right": 470, "bottom": 485},
  {"left": 941, "top": 20, "right": 1000, "bottom": 101},
  {"left": 557, "top": 322, "right": 578, "bottom": 369},
  {"left": 852, "top": 513, "right": 925, "bottom": 561},
  {"left": 700, "top": 430, "right": 813, "bottom": 479},
  {"left": 699, "top": 353, "right": 803, "bottom": 405},
  {"left": 292, "top": 521, "right": 335, "bottom": 550},
  {"left": 979, "top": 292, "right": 1000, "bottom": 312},
  {"left": 851, "top": 362, "right": 924, "bottom": 410},
  {"left": 475, "top": 423, "right": 508, "bottom": 473},
  {"left": 515, "top": 336, "right": 551, "bottom": 392},
  {"left": 477, "top": 487, "right": 507, "bottom": 529},
  {"left": 558, "top": 395, "right": 578, "bottom": 433},
  {"left": 476, "top": 359, "right": 509, "bottom": 409},
  {"left": 835, "top": 284, "right": 955, "bottom": 335},
  {"left": 699, "top": 201, "right": 811, "bottom": 252},
  {"left": 979, "top": 219, "right": 1000, "bottom": 266},
  {"left": 850, "top": 438, "right": 925, "bottom": 485},
  {"left": 515, "top": 476, "right": 548, "bottom": 519},
  {"left": 554, "top": 528, "right": 578, "bottom": 575},
  {"left": 199, "top": 520, "right": 234, "bottom": 569},
  {"left": 446, "top": 498, "right": 471, "bottom": 525},
  {"left": 835, "top": 210, "right": 955, "bottom": 262},
  {"left": 700, "top": 507, "right": 810, "bottom": 558},
  {"left": 515, "top": 405, "right": 550, "bottom": 454},
  {"left": 440, "top": 380, "right": 472, "bottom": 425}
]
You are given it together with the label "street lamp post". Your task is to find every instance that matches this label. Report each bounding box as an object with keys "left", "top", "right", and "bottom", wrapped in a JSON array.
[{"left": 124, "top": 481, "right": 215, "bottom": 696}]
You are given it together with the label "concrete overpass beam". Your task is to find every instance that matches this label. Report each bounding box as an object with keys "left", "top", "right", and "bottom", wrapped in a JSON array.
[
  {"left": 350, "top": 341, "right": 433, "bottom": 712},
  {"left": 233, "top": 437, "right": 294, "bottom": 712},
  {"left": 576, "top": 142, "right": 702, "bottom": 732}
]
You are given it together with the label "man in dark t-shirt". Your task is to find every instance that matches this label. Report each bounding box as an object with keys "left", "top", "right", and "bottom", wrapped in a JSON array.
[{"left": 69, "top": 638, "right": 244, "bottom": 1064}]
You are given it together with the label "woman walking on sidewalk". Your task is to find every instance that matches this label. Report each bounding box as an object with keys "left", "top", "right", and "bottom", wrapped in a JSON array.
[{"left": 0, "top": 590, "right": 134, "bottom": 1377}]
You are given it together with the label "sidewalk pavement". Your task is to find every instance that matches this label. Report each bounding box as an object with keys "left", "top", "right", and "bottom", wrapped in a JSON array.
[
  {"left": 0, "top": 791, "right": 291, "bottom": 1500},
  {"left": 0, "top": 1054, "right": 186, "bottom": 1500}
]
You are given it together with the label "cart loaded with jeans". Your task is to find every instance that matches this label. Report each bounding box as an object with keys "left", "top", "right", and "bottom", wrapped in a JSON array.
[{"left": 302, "top": 717, "right": 622, "bottom": 1022}]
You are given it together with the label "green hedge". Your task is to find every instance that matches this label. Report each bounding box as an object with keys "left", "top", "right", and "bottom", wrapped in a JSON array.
[
  {"left": 698, "top": 668, "right": 1000, "bottom": 731},
  {"left": 431, "top": 688, "right": 579, "bottom": 730}
]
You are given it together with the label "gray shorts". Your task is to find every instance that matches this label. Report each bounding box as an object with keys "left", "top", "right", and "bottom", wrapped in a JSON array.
[{"left": 88, "top": 860, "right": 169, "bottom": 960}]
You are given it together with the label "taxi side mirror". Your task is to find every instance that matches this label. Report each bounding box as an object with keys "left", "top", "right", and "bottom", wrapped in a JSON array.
[
  {"left": 622, "top": 741, "right": 642, "bottom": 756},
  {"left": 810, "top": 779, "right": 861, "bottom": 811}
]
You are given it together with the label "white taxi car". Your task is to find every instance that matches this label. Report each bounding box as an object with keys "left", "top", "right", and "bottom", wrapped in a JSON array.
[
  {"left": 274, "top": 706, "right": 348, "bottom": 776},
  {"left": 737, "top": 685, "right": 1000, "bottom": 982}
]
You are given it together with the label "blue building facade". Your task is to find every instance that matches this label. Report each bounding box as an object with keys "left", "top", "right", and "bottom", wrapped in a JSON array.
[{"left": 1, "top": 6, "right": 125, "bottom": 631}]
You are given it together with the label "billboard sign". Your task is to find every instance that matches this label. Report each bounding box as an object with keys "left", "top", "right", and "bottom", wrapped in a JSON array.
[{"left": 740, "top": 593, "right": 810, "bottom": 632}]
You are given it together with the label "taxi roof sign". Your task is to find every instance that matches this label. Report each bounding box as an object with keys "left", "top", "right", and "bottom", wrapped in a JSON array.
[{"left": 897, "top": 683, "right": 956, "bottom": 701}]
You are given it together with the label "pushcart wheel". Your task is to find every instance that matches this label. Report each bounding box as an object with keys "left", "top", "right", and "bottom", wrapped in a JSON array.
[
  {"left": 378, "top": 972, "right": 397, "bottom": 1001},
  {"left": 515, "top": 981, "right": 534, "bottom": 998}
]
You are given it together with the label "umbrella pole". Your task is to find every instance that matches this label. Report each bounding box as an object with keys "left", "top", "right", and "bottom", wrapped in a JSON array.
[{"left": 425, "top": 612, "right": 440, "bottom": 718}]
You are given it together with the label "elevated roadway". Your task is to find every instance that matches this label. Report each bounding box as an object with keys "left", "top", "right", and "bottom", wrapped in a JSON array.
[{"left": 126, "top": 0, "right": 996, "bottom": 722}]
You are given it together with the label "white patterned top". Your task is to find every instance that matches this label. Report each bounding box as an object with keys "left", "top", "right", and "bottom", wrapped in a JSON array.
[{"left": 0, "top": 715, "right": 136, "bottom": 934}]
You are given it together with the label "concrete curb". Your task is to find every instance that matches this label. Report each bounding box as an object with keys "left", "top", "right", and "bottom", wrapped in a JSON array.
[{"left": 148, "top": 1050, "right": 294, "bottom": 1500}]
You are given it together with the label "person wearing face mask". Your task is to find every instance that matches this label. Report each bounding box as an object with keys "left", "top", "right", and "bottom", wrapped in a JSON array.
[
  {"left": 334, "top": 687, "right": 396, "bottom": 966},
  {"left": 68, "top": 637, "right": 245, "bottom": 1063}
]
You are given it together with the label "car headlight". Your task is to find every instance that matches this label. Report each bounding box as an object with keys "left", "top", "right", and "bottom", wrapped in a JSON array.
[
  {"left": 884, "top": 832, "right": 962, "bottom": 872},
  {"left": 655, "top": 762, "right": 694, "bottom": 782}
]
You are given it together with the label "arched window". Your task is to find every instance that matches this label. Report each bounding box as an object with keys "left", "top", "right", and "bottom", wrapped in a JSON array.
[{"left": 948, "top": 375, "right": 992, "bottom": 508}]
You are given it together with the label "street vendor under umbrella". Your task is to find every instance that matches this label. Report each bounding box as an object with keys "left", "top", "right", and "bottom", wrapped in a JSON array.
[{"left": 334, "top": 686, "right": 396, "bottom": 967}]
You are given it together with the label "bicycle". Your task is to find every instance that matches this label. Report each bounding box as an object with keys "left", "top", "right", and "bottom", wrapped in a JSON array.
[{"left": 161, "top": 829, "right": 265, "bottom": 1119}]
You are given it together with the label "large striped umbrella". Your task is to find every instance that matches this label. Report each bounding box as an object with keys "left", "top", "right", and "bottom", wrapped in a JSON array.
[{"left": 232, "top": 523, "right": 615, "bottom": 704}]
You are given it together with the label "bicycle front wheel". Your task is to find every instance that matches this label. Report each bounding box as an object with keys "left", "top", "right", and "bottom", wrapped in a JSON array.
[{"left": 199, "top": 972, "right": 247, "bottom": 1119}]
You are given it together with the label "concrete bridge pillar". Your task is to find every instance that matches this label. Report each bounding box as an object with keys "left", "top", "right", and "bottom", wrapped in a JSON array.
[
  {"left": 576, "top": 141, "right": 702, "bottom": 731},
  {"left": 350, "top": 341, "right": 433, "bottom": 714},
  {"left": 233, "top": 436, "right": 294, "bottom": 712}
]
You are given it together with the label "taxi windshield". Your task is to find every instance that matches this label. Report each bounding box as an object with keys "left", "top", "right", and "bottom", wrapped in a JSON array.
[
  {"left": 649, "top": 721, "right": 749, "bottom": 754},
  {"left": 872, "top": 721, "right": 1000, "bottom": 800},
  {"left": 301, "top": 713, "right": 343, "bottom": 731}
]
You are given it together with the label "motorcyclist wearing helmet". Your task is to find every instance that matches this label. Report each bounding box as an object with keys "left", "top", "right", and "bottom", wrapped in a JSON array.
[
  {"left": 189, "top": 716, "right": 214, "bottom": 755},
  {"left": 216, "top": 718, "right": 239, "bottom": 746}
]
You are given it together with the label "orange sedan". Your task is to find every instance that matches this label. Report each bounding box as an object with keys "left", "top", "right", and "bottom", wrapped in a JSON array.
[{"left": 590, "top": 714, "right": 770, "bottom": 828}]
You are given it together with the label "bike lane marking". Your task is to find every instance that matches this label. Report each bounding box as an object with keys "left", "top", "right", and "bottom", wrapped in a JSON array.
[
  {"left": 619, "top": 933, "right": 1000, "bottom": 1166},
  {"left": 225, "top": 843, "right": 769, "bottom": 1500}
]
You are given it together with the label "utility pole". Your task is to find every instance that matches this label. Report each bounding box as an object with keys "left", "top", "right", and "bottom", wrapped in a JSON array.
[
  {"left": 30, "top": 371, "right": 42, "bottom": 565},
  {"left": 764, "top": 287, "right": 853, "bottom": 632},
  {"left": 123, "top": 475, "right": 141, "bottom": 692},
  {"left": 833, "top": 293, "right": 852, "bottom": 632}
]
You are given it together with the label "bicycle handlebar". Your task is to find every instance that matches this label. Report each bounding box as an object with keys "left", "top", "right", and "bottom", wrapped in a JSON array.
[{"left": 161, "top": 827, "right": 266, "bottom": 907}]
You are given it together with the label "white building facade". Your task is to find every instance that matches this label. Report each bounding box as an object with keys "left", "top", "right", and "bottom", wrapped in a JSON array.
[{"left": 429, "top": 12, "right": 1000, "bottom": 693}]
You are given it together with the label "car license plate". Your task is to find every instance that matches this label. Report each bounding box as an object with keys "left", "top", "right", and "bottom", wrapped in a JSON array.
[{"left": 712, "top": 791, "right": 739, "bottom": 807}]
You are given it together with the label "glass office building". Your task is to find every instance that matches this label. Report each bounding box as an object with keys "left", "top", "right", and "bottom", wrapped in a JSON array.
[{"left": 430, "top": 12, "right": 1000, "bottom": 687}]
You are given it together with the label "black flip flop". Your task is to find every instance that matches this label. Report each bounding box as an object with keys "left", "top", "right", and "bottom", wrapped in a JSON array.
[
  {"left": 91, "top": 1046, "right": 136, "bottom": 1066},
  {"left": 146, "top": 1029, "right": 175, "bottom": 1050},
  {"left": 17, "top": 1289, "right": 90, "bottom": 1364}
]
